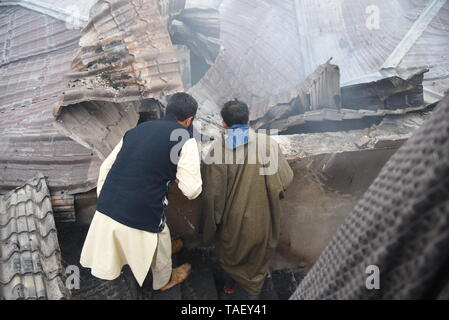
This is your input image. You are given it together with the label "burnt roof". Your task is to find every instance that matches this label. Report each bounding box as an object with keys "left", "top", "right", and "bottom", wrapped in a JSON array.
[
  {"left": 190, "top": 0, "right": 449, "bottom": 122},
  {"left": 0, "top": 6, "right": 101, "bottom": 194},
  {"left": 1, "top": 0, "right": 448, "bottom": 192},
  {"left": 54, "top": 0, "right": 184, "bottom": 159}
]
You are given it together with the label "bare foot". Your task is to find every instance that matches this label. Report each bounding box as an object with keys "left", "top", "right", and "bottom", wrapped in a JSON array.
[{"left": 159, "top": 263, "right": 192, "bottom": 291}]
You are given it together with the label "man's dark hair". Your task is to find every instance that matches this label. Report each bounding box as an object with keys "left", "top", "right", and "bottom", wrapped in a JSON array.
[
  {"left": 137, "top": 112, "right": 157, "bottom": 125},
  {"left": 137, "top": 99, "right": 163, "bottom": 125},
  {"left": 221, "top": 99, "right": 250, "bottom": 127},
  {"left": 166, "top": 93, "right": 198, "bottom": 121}
]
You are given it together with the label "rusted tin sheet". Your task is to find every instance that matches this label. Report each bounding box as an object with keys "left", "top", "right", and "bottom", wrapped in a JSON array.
[
  {"left": 54, "top": 0, "right": 184, "bottom": 159},
  {"left": 0, "top": 174, "right": 69, "bottom": 300},
  {"left": 0, "top": 6, "right": 101, "bottom": 194}
]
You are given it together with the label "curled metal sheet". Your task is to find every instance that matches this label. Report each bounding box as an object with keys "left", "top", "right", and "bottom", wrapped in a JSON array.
[
  {"left": 253, "top": 60, "right": 341, "bottom": 130},
  {"left": 54, "top": 0, "right": 184, "bottom": 159},
  {"left": 55, "top": 0, "right": 183, "bottom": 114},
  {"left": 190, "top": 0, "right": 305, "bottom": 122},
  {"left": 1, "top": 0, "right": 448, "bottom": 195},
  {"left": 190, "top": 0, "right": 449, "bottom": 124},
  {"left": 254, "top": 68, "right": 431, "bottom": 133}
]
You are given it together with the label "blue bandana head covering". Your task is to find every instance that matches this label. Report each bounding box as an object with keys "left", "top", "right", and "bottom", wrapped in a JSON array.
[{"left": 226, "top": 124, "right": 250, "bottom": 149}]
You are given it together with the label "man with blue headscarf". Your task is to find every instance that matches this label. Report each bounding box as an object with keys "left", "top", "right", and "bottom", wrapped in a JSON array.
[{"left": 201, "top": 99, "right": 294, "bottom": 299}]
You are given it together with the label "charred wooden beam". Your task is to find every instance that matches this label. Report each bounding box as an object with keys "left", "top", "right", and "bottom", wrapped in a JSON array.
[{"left": 51, "top": 194, "right": 76, "bottom": 223}]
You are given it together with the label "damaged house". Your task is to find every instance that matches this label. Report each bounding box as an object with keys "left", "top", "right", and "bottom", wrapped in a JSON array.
[{"left": 0, "top": 0, "right": 448, "bottom": 299}]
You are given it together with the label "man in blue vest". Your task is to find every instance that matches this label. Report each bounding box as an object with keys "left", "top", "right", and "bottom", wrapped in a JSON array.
[{"left": 81, "top": 93, "right": 202, "bottom": 292}]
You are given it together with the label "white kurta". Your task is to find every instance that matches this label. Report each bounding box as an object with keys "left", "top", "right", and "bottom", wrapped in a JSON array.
[{"left": 80, "top": 137, "right": 202, "bottom": 288}]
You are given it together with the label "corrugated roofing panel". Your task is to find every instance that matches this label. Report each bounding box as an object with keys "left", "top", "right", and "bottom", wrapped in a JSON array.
[
  {"left": 54, "top": 0, "right": 184, "bottom": 159},
  {"left": 0, "top": 0, "right": 97, "bottom": 27},
  {"left": 0, "top": 173, "right": 69, "bottom": 300},
  {"left": 0, "top": 6, "right": 101, "bottom": 194},
  {"left": 191, "top": 0, "right": 449, "bottom": 123}
]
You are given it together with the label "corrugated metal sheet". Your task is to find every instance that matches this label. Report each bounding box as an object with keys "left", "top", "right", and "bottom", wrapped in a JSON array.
[
  {"left": 190, "top": 0, "right": 449, "bottom": 123},
  {"left": 254, "top": 68, "right": 431, "bottom": 132},
  {"left": 262, "top": 105, "right": 433, "bottom": 133},
  {"left": 341, "top": 69, "right": 427, "bottom": 110},
  {"left": 1, "top": 0, "right": 448, "bottom": 192},
  {"left": 0, "top": 174, "right": 69, "bottom": 300},
  {"left": 0, "top": 0, "right": 188, "bottom": 28},
  {"left": 54, "top": 0, "right": 184, "bottom": 159},
  {"left": 254, "top": 60, "right": 341, "bottom": 130},
  {"left": 54, "top": 0, "right": 183, "bottom": 112},
  {"left": 170, "top": 6, "right": 220, "bottom": 66},
  {"left": 0, "top": 6, "right": 101, "bottom": 194},
  {"left": 0, "top": 0, "right": 97, "bottom": 27},
  {"left": 158, "top": 0, "right": 186, "bottom": 21},
  {"left": 397, "top": 0, "right": 449, "bottom": 96},
  {"left": 190, "top": 0, "right": 305, "bottom": 122}
]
